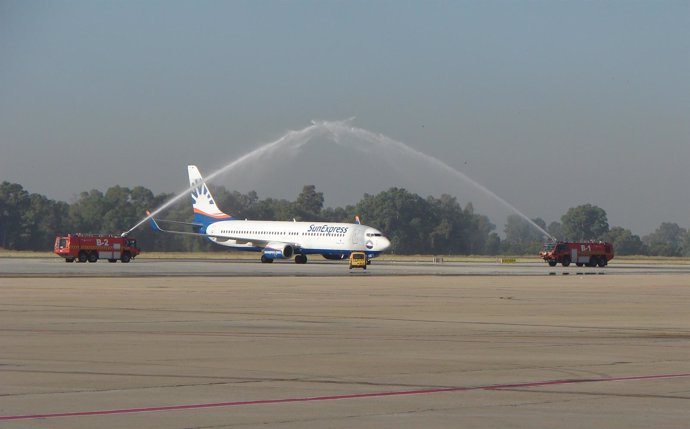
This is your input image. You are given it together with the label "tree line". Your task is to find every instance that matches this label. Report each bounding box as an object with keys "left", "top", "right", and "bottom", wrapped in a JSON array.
[{"left": 1, "top": 181, "right": 689, "bottom": 256}]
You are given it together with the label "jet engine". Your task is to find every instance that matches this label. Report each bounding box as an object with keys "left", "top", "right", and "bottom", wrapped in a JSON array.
[{"left": 262, "top": 243, "right": 294, "bottom": 259}]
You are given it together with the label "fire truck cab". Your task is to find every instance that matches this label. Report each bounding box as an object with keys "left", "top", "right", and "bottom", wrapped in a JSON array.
[
  {"left": 540, "top": 241, "right": 614, "bottom": 267},
  {"left": 54, "top": 234, "right": 140, "bottom": 263}
]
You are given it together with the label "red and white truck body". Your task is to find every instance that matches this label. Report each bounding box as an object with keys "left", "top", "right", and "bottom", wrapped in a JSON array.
[
  {"left": 54, "top": 234, "right": 140, "bottom": 263},
  {"left": 540, "top": 241, "right": 614, "bottom": 267}
]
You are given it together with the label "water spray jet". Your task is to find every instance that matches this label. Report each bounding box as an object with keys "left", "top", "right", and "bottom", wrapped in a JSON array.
[{"left": 123, "top": 119, "right": 554, "bottom": 241}]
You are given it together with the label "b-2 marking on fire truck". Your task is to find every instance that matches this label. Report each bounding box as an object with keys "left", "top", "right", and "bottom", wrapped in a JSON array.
[{"left": 54, "top": 234, "right": 140, "bottom": 263}]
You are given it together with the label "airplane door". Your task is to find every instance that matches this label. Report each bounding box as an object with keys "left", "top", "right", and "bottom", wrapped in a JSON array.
[{"left": 351, "top": 229, "right": 363, "bottom": 246}]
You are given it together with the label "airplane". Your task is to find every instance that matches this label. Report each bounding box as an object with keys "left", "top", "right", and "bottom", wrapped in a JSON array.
[{"left": 148, "top": 165, "right": 391, "bottom": 264}]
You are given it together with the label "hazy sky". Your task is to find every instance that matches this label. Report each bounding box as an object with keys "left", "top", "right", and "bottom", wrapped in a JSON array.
[{"left": 1, "top": 0, "right": 688, "bottom": 236}]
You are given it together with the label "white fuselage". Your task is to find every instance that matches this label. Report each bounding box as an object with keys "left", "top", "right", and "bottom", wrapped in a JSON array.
[{"left": 205, "top": 220, "right": 389, "bottom": 257}]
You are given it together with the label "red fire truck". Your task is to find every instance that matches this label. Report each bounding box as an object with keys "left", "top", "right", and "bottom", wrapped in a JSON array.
[
  {"left": 540, "top": 241, "right": 614, "bottom": 267},
  {"left": 54, "top": 234, "right": 140, "bottom": 263}
]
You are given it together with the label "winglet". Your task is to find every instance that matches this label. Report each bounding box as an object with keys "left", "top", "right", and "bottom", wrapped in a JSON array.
[{"left": 146, "top": 210, "right": 163, "bottom": 233}]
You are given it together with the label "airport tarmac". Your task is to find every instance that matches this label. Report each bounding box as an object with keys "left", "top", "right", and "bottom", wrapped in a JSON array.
[
  {"left": 1, "top": 261, "right": 689, "bottom": 428},
  {"left": 1, "top": 256, "right": 690, "bottom": 277}
]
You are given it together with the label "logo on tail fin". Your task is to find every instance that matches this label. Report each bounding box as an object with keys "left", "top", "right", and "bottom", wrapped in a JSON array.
[
  {"left": 191, "top": 182, "right": 215, "bottom": 207},
  {"left": 188, "top": 165, "right": 232, "bottom": 223}
]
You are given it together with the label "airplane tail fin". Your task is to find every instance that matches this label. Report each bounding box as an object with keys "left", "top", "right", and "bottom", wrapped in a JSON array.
[{"left": 188, "top": 165, "right": 233, "bottom": 226}]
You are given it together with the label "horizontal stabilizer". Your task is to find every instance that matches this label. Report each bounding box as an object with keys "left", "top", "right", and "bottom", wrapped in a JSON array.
[{"left": 146, "top": 210, "right": 209, "bottom": 237}]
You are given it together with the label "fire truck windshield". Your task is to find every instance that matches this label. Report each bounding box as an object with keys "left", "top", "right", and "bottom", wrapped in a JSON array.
[{"left": 541, "top": 242, "right": 555, "bottom": 252}]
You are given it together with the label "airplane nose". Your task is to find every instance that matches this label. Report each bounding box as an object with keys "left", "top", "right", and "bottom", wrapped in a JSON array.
[{"left": 380, "top": 237, "right": 391, "bottom": 251}]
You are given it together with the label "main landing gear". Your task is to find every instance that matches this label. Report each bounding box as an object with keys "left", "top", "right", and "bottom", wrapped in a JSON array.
[{"left": 260, "top": 254, "right": 308, "bottom": 264}]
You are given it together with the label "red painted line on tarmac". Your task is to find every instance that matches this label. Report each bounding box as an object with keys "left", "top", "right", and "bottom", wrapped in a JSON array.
[
  {"left": 2, "top": 372, "right": 689, "bottom": 421},
  {"left": 481, "top": 372, "right": 690, "bottom": 390}
]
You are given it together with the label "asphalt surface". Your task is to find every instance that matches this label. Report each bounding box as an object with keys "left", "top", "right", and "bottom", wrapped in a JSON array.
[
  {"left": 2, "top": 256, "right": 690, "bottom": 277},
  {"left": 1, "top": 258, "right": 689, "bottom": 428}
]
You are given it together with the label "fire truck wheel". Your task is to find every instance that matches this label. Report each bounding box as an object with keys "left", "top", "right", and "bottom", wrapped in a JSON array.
[
  {"left": 598, "top": 258, "right": 607, "bottom": 267},
  {"left": 78, "top": 251, "right": 87, "bottom": 263},
  {"left": 561, "top": 257, "right": 571, "bottom": 267},
  {"left": 121, "top": 252, "right": 131, "bottom": 263},
  {"left": 548, "top": 260, "right": 557, "bottom": 267},
  {"left": 87, "top": 252, "right": 98, "bottom": 263}
]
